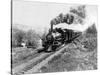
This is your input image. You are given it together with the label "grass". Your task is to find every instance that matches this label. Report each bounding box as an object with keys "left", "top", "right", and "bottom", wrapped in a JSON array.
[
  {"left": 40, "top": 25, "right": 97, "bottom": 73},
  {"left": 12, "top": 47, "right": 38, "bottom": 68},
  {"left": 40, "top": 38, "right": 97, "bottom": 72},
  {"left": 12, "top": 24, "right": 97, "bottom": 73}
]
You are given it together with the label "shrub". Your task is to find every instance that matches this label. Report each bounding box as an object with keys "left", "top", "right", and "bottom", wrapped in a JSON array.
[
  {"left": 11, "top": 27, "right": 40, "bottom": 48},
  {"left": 11, "top": 28, "right": 26, "bottom": 47},
  {"left": 24, "top": 29, "right": 40, "bottom": 48},
  {"left": 86, "top": 24, "right": 97, "bottom": 34}
]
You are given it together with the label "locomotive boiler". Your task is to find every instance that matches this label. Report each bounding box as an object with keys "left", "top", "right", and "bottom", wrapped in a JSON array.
[{"left": 38, "top": 13, "right": 82, "bottom": 53}]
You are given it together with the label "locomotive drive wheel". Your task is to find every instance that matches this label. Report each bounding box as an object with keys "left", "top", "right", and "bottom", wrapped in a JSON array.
[{"left": 45, "top": 46, "right": 53, "bottom": 52}]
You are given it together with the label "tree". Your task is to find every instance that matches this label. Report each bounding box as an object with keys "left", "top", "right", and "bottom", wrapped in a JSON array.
[
  {"left": 12, "top": 28, "right": 25, "bottom": 47},
  {"left": 24, "top": 29, "right": 39, "bottom": 48},
  {"left": 70, "top": 5, "right": 86, "bottom": 25},
  {"left": 70, "top": 5, "right": 86, "bottom": 18}
]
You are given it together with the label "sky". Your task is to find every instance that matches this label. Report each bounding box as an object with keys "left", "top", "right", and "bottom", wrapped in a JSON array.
[{"left": 12, "top": 0, "right": 98, "bottom": 33}]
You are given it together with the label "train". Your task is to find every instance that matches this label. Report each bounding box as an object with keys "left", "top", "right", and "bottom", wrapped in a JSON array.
[{"left": 38, "top": 13, "right": 82, "bottom": 53}]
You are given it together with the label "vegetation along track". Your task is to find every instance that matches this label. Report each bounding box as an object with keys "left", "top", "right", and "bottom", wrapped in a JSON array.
[
  {"left": 12, "top": 49, "right": 39, "bottom": 68},
  {"left": 13, "top": 49, "right": 52, "bottom": 75},
  {"left": 13, "top": 42, "right": 78, "bottom": 75},
  {"left": 24, "top": 44, "right": 70, "bottom": 74}
]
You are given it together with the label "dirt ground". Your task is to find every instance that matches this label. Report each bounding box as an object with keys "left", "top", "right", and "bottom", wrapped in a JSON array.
[
  {"left": 40, "top": 32, "right": 97, "bottom": 73},
  {"left": 11, "top": 25, "right": 97, "bottom": 74}
]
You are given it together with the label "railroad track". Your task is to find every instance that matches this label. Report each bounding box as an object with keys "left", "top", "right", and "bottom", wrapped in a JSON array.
[{"left": 12, "top": 44, "right": 71, "bottom": 75}]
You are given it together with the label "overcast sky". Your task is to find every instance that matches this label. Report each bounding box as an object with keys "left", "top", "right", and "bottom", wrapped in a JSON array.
[{"left": 12, "top": 0, "right": 98, "bottom": 33}]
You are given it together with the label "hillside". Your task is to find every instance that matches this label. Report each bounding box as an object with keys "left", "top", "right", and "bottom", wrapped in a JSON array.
[
  {"left": 12, "top": 24, "right": 35, "bottom": 31},
  {"left": 12, "top": 24, "right": 97, "bottom": 74},
  {"left": 39, "top": 24, "right": 97, "bottom": 72}
]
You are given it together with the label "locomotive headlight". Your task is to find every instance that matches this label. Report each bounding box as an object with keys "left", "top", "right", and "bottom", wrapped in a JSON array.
[{"left": 52, "top": 32, "right": 61, "bottom": 38}]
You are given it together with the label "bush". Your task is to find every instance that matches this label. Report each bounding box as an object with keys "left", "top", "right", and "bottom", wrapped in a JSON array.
[
  {"left": 85, "top": 24, "right": 97, "bottom": 38},
  {"left": 24, "top": 29, "right": 40, "bottom": 48},
  {"left": 12, "top": 27, "right": 40, "bottom": 48},
  {"left": 12, "top": 28, "right": 26, "bottom": 47},
  {"left": 86, "top": 24, "right": 97, "bottom": 34}
]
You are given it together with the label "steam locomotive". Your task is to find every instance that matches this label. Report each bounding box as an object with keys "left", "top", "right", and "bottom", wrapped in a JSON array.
[{"left": 38, "top": 13, "right": 82, "bottom": 53}]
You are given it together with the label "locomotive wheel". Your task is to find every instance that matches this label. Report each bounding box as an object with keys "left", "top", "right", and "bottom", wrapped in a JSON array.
[
  {"left": 45, "top": 45, "right": 57, "bottom": 52},
  {"left": 47, "top": 46, "right": 52, "bottom": 51}
]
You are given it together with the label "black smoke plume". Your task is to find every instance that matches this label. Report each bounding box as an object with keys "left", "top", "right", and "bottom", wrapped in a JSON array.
[
  {"left": 50, "top": 13, "right": 74, "bottom": 26},
  {"left": 50, "top": 5, "right": 86, "bottom": 26}
]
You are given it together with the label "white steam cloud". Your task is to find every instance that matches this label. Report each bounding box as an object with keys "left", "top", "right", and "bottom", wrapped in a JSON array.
[{"left": 53, "top": 5, "right": 97, "bottom": 32}]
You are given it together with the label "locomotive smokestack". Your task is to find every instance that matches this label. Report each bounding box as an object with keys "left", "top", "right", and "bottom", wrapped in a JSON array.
[
  {"left": 51, "top": 24, "right": 53, "bottom": 33},
  {"left": 50, "top": 13, "right": 74, "bottom": 26}
]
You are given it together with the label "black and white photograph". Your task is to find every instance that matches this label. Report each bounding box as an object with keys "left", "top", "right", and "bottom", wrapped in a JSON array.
[{"left": 11, "top": 0, "right": 97, "bottom": 75}]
